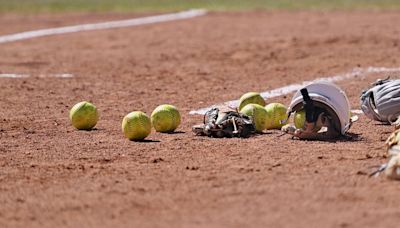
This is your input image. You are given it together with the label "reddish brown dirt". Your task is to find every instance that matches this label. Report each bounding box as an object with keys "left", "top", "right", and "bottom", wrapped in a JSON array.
[{"left": 1, "top": 10, "right": 400, "bottom": 228}]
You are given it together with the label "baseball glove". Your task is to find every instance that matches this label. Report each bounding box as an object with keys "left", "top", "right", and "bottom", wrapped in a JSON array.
[
  {"left": 384, "top": 129, "right": 400, "bottom": 179},
  {"left": 386, "top": 129, "right": 400, "bottom": 157},
  {"left": 192, "top": 108, "right": 256, "bottom": 138},
  {"left": 370, "top": 129, "right": 400, "bottom": 179},
  {"left": 360, "top": 78, "right": 400, "bottom": 127},
  {"left": 384, "top": 153, "right": 400, "bottom": 180}
]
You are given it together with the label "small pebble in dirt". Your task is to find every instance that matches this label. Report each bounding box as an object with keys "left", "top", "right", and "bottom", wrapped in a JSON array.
[
  {"left": 356, "top": 171, "right": 368, "bottom": 175},
  {"left": 152, "top": 158, "right": 164, "bottom": 163},
  {"left": 272, "top": 163, "right": 281, "bottom": 168},
  {"left": 101, "top": 158, "right": 112, "bottom": 163},
  {"left": 16, "top": 198, "right": 25, "bottom": 203},
  {"left": 340, "top": 222, "right": 350, "bottom": 228}
]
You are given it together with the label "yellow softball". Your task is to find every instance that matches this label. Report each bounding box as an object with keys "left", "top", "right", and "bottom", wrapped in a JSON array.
[
  {"left": 264, "top": 103, "right": 288, "bottom": 130},
  {"left": 122, "top": 111, "right": 151, "bottom": 141},
  {"left": 294, "top": 109, "right": 306, "bottom": 129},
  {"left": 238, "top": 92, "right": 266, "bottom": 111},
  {"left": 151, "top": 104, "right": 181, "bottom": 133},
  {"left": 240, "top": 103, "right": 269, "bottom": 132},
  {"left": 69, "top": 101, "right": 99, "bottom": 130}
]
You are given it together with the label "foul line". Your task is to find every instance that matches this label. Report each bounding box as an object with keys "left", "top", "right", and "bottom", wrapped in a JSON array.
[
  {"left": 190, "top": 66, "right": 400, "bottom": 115},
  {"left": 0, "top": 73, "right": 29, "bottom": 78},
  {"left": 0, "top": 73, "right": 74, "bottom": 78},
  {"left": 0, "top": 9, "right": 207, "bottom": 44}
]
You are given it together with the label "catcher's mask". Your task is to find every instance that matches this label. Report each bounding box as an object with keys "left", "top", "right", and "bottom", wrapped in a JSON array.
[{"left": 286, "top": 81, "right": 352, "bottom": 135}]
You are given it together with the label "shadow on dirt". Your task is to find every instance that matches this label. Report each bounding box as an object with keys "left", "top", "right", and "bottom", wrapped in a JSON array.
[
  {"left": 79, "top": 128, "right": 104, "bottom": 131},
  {"left": 321, "top": 132, "right": 363, "bottom": 143},
  {"left": 285, "top": 132, "right": 363, "bottom": 143},
  {"left": 335, "top": 132, "right": 363, "bottom": 142},
  {"left": 140, "top": 139, "right": 161, "bottom": 143},
  {"left": 164, "top": 131, "right": 185, "bottom": 134}
]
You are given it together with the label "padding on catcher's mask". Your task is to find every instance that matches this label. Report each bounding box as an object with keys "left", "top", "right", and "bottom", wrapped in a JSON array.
[{"left": 287, "top": 81, "right": 352, "bottom": 135}]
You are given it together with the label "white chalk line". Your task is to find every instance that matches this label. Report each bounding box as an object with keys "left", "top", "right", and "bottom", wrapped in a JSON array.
[
  {"left": 40, "top": 73, "right": 74, "bottom": 78},
  {"left": 1, "top": 74, "right": 28, "bottom": 78},
  {"left": 0, "top": 73, "right": 74, "bottom": 78},
  {"left": 190, "top": 66, "right": 400, "bottom": 115},
  {"left": 0, "top": 9, "right": 207, "bottom": 44}
]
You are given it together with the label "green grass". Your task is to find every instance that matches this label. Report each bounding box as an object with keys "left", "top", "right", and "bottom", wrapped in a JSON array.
[{"left": 1, "top": 0, "right": 400, "bottom": 13}]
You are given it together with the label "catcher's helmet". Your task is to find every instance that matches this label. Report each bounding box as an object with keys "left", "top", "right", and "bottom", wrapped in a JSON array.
[{"left": 287, "top": 81, "right": 352, "bottom": 135}]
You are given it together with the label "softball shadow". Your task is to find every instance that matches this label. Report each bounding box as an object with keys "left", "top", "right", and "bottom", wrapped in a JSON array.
[
  {"left": 86, "top": 128, "right": 105, "bottom": 131},
  {"left": 136, "top": 139, "right": 161, "bottom": 143},
  {"left": 165, "top": 131, "right": 185, "bottom": 134}
]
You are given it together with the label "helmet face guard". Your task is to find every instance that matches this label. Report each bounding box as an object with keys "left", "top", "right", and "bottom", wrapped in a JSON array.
[{"left": 287, "top": 82, "right": 351, "bottom": 135}]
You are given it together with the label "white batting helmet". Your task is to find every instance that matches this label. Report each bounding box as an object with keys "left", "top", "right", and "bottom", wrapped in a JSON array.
[{"left": 287, "top": 81, "right": 352, "bottom": 135}]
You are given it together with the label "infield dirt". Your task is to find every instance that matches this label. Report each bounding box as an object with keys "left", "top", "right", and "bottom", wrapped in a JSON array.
[{"left": 1, "top": 10, "right": 400, "bottom": 227}]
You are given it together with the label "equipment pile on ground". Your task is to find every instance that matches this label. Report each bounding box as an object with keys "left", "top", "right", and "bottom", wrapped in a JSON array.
[{"left": 192, "top": 108, "right": 256, "bottom": 138}]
